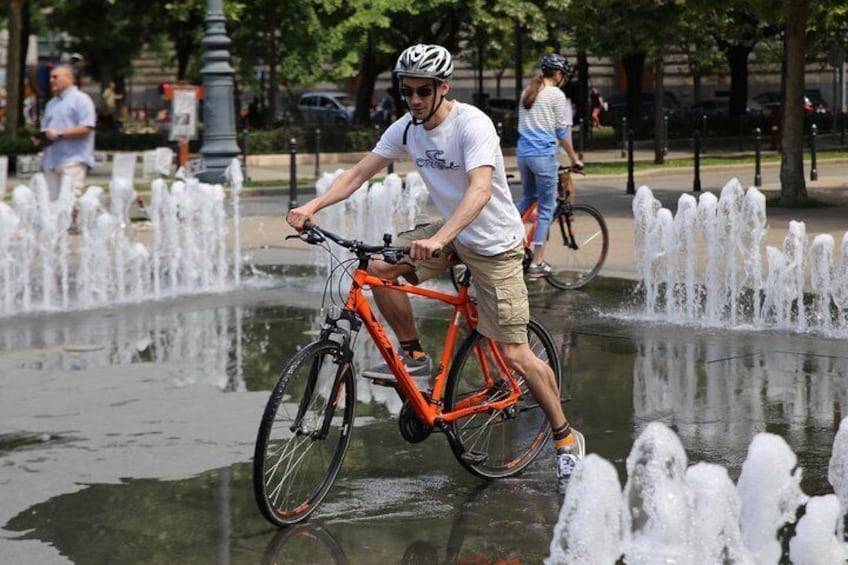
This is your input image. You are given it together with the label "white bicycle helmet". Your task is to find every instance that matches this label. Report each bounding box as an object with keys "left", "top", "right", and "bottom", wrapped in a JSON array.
[{"left": 394, "top": 44, "right": 454, "bottom": 81}]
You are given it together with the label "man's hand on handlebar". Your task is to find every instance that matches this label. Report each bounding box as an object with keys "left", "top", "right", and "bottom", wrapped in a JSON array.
[
  {"left": 286, "top": 207, "right": 313, "bottom": 231},
  {"left": 410, "top": 237, "right": 442, "bottom": 261}
]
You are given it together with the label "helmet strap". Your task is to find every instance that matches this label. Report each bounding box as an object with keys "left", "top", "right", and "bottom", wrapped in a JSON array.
[{"left": 403, "top": 79, "right": 446, "bottom": 145}]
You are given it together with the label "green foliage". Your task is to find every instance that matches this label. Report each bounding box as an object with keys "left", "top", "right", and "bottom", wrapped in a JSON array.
[
  {"left": 569, "top": 0, "right": 686, "bottom": 60},
  {"left": 0, "top": 132, "right": 38, "bottom": 156},
  {"left": 246, "top": 126, "right": 379, "bottom": 154},
  {"left": 94, "top": 130, "right": 170, "bottom": 151},
  {"left": 231, "top": 0, "right": 327, "bottom": 92},
  {"left": 47, "top": 0, "right": 158, "bottom": 82}
]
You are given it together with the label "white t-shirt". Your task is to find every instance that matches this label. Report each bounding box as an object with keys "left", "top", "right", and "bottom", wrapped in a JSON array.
[{"left": 373, "top": 101, "right": 524, "bottom": 256}]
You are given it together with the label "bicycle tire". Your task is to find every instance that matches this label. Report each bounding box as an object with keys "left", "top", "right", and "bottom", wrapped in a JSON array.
[
  {"left": 253, "top": 339, "right": 356, "bottom": 526},
  {"left": 443, "top": 319, "right": 561, "bottom": 479},
  {"left": 544, "top": 203, "right": 609, "bottom": 290}
]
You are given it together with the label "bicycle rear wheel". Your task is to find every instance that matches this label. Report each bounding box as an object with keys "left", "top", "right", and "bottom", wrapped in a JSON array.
[
  {"left": 544, "top": 203, "right": 608, "bottom": 290},
  {"left": 443, "top": 319, "right": 560, "bottom": 479},
  {"left": 253, "top": 339, "right": 356, "bottom": 526}
]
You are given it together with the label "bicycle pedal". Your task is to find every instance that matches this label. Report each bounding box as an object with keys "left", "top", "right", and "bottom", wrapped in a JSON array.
[{"left": 460, "top": 450, "right": 489, "bottom": 465}]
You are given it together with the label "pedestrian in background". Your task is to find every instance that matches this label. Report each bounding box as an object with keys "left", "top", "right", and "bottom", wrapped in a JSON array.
[
  {"left": 100, "top": 80, "right": 122, "bottom": 128},
  {"left": 38, "top": 64, "right": 96, "bottom": 201},
  {"left": 591, "top": 86, "right": 606, "bottom": 129},
  {"left": 515, "top": 53, "right": 583, "bottom": 278}
]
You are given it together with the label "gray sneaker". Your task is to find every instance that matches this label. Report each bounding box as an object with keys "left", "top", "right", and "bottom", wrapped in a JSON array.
[
  {"left": 556, "top": 429, "right": 586, "bottom": 492},
  {"left": 527, "top": 261, "right": 553, "bottom": 278},
  {"left": 362, "top": 353, "right": 432, "bottom": 385}
]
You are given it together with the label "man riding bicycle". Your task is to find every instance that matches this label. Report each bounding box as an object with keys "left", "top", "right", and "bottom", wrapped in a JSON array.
[{"left": 286, "top": 43, "right": 585, "bottom": 490}]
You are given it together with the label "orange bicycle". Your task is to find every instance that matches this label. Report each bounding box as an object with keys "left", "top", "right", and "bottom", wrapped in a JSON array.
[
  {"left": 452, "top": 165, "right": 608, "bottom": 291},
  {"left": 253, "top": 222, "right": 561, "bottom": 527}
]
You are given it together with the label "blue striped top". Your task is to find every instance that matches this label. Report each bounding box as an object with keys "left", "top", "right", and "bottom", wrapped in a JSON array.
[{"left": 516, "top": 85, "right": 572, "bottom": 157}]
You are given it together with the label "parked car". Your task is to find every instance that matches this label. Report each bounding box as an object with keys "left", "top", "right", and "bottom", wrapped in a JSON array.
[
  {"left": 752, "top": 91, "right": 782, "bottom": 111},
  {"left": 603, "top": 91, "right": 686, "bottom": 137},
  {"left": 685, "top": 97, "right": 769, "bottom": 135},
  {"left": 753, "top": 90, "right": 833, "bottom": 131},
  {"left": 297, "top": 91, "right": 355, "bottom": 125},
  {"left": 687, "top": 97, "right": 768, "bottom": 119}
]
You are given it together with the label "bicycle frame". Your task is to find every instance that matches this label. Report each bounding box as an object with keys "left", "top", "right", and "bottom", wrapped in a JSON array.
[{"left": 328, "top": 265, "right": 523, "bottom": 429}]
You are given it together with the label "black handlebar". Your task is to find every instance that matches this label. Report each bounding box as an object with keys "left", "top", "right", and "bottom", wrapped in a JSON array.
[
  {"left": 289, "top": 221, "right": 414, "bottom": 264},
  {"left": 559, "top": 164, "right": 586, "bottom": 175}
]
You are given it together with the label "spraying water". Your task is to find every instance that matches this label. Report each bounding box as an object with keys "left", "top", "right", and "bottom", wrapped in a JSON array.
[
  {"left": 548, "top": 420, "right": 848, "bottom": 563},
  {"left": 0, "top": 160, "right": 245, "bottom": 316},
  {"left": 633, "top": 179, "right": 848, "bottom": 336}
]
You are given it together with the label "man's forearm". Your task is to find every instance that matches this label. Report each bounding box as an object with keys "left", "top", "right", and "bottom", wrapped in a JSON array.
[
  {"left": 62, "top": 125, "right": 93, "bottom": 138},
  {"left": 434, "top": 182, "right": 490, "bottom": 245}
]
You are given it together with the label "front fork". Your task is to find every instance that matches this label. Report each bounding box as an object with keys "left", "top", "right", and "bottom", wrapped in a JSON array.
[
  {"left": 294, "top": 307, "right": 361, "bottom": 439},
  {"left": 557, "top": 201, "right": 578, "bottom": 250}
]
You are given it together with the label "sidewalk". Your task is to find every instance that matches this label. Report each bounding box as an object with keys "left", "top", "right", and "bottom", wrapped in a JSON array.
[
  {"left": 6, "top": 143, "right": 847, "bottom": 193},
  {"left": 5, "top": 146, "right": 847, "bottom": 286}
]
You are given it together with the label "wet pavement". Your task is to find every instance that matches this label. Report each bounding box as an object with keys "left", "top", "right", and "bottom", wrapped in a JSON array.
[
  {"left": 3, "top": 268, "right": 848, "bottom": 564},
  {"left": 3, "top": 154, "right": 848, "bottom": 563}
]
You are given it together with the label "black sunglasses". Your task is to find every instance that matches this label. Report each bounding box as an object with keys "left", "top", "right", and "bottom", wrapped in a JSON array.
[{"left": 399, "top": 85, "right": 435, "bottom": 98}]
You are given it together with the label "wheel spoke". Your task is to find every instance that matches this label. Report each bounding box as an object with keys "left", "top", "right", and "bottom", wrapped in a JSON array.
[
  {"left": 253, "top": 341, "right": 355, "bottom": 526},
  {"left": 545, "top": 205, "right": 609, "bottom": 290},
  {"left": 444, "top": 323, "right": 559, "bottom": 478}
]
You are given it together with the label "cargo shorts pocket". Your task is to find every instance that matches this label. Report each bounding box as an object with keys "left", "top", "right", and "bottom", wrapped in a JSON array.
[{"left": 495, "top": 283, "right": 529, "bottom": 326}]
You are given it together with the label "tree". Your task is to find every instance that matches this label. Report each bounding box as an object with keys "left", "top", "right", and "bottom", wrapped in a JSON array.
[
  {"left": 230, "top": 0, "right": 328, "bottom": 125},
  {"left": 319, "top": 0, "right": 470, "bottom": 125},
  {"left": 674, "top": 10, "right": 726, "bottom": 104},
  {"left": 3, "top": 0, "right": 28, "bottom": 138},
  {"left": 47, "top": 0, "right": 158, "bottom": 87},
  {"left": 149, "top": 0, "right": 244, "bottom": 82},
  {"left": 779, "top": 0, "right": 808, "bottom": 206},
  {"left": 752, "top": 0, "right": 848, "bottom": 207},
  {"left": 708, "top": 5, "right": 778, "bottom": 119},
  {"left": 570, "top": 0, "right": 684, "bottom": 163}
]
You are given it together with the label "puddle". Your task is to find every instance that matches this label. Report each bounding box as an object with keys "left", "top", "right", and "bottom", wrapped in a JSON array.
[
  {"left": 2, "top": 273, "right": 847, "bottom": 561},
  {"left": 6, "top": 421, "right": 561, "bottom": 564}
]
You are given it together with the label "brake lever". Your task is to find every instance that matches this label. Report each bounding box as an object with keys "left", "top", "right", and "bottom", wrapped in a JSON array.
[
  {"left": 286, "top": 228, "right": 325, "bottom": 244},
  {"left": 382, "top": 248, "right": 408, "bottom": 265}
]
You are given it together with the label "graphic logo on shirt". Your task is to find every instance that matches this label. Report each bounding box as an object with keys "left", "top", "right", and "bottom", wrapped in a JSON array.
[{"left": 416, "top": 149, "right": 460, "bottom": 171}]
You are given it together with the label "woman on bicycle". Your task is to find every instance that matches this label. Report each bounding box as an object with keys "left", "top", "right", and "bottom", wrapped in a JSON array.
[
  {"left": 516, "top": 53, "right": 583, "bottom": 278},
  {"left": 287, "top": 44, "right": 585, "bottom": 491}
]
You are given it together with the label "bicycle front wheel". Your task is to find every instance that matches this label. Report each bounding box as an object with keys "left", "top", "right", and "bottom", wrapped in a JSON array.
[
  {"left": 443, "top": 319, "right": 560, "bottom": 479},
  {"left": 545, "top": 203, "right": 609, "bottom": 290},
  {"left": 253, "top": 339, "right": 356, "bottom": 526}
]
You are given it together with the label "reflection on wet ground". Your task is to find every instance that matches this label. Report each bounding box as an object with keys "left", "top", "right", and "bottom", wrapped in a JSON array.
[
  {"left": 3, "top": 274, "right": 847, "bottom": 562},
  {"left": 7, "top": 422, "right": 561, "bottom": 564}
]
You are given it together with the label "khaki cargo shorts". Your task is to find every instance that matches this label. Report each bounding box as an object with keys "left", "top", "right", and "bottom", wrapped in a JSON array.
[{"left": 395, "top": 222, "right": 529, "bottom": 344}]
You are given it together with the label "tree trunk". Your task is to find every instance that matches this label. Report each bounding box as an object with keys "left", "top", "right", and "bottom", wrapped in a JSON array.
[
  {"left": 779, "top": 0, "right": 808, "bottom": 206},
  {"left": 622, "top": 52, "right": 645, "bottom": 127},
  {"left": 576, "top": 50, "right": 588, "bottom": 147},
  {"left": 514, "top": 21, "right": 523, "bottom": 107},
  {"left": 726, "top": 44, "right": 751, "bottom": 117},
  {"left": 4, "top": 0, "right": 26, "bottom": 139},
  {"left": 654, "top": 54, "right": 665, "bottom": 164},
  {"left": 267, "top": 33, "right": 278, "bottom": 125},
  {"left": 354, "top": 38, "right": 379, "bottom": 126}
]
